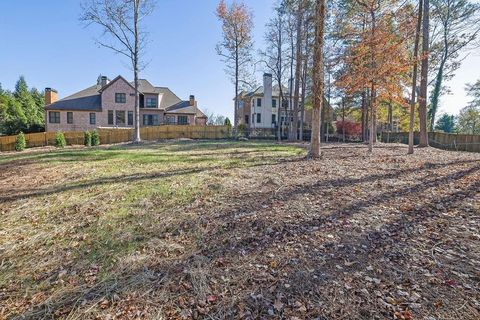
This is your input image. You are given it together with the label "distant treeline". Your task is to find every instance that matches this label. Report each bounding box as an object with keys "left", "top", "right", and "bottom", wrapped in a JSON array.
[{"left": 0, "top": 76, "right": 45, "bottom": 135}]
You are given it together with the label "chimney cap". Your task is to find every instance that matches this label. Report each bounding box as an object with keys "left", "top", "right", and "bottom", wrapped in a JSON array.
[
  {"left": 45, "top": 87, "right": 58, "bottom": 93},
  {"left": 263, "top": 73, "right": 273, "bottom": 77}
]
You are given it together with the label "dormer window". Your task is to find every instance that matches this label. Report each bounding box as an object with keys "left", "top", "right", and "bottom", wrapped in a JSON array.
[
  {"left": 146, "top": 97, "right": 157, "bottom": 108},
  {"left": 115, "top": 93, "right": 126, "bottom": 103}
]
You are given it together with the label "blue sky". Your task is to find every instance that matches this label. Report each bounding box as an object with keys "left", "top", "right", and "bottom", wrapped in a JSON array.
[{"left": 0, "top": 0, "right": 478, "bottom": 120}]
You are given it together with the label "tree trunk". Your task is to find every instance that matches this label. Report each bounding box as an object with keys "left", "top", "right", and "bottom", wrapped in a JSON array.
[
  {"left": 369, "top": 84, "right": 375, "bottom": 153},
  {"left": 310, "top": 0, "right": 325, "bottom": 158},
  {"left": 368, "top": 7, "right": 376, "bottom": 153},
  {"left": 292, "top": 1, "right": 303, "bottom": 141},
  {"left": 234, "top": 46, "right": 239, "bottom": 128},
  {"left": 408, "top": 0, "right": 423, "bottom": 154},
  {"left": 361, "top": 91, "right": 366, "bottom": 142},
  {"left": 342, "top": 99, "right": 346, "bottom": 143},
  {"left": 419, "top": 0, "right": 429, "bottom": 147},
  {"left": 300, "top": 16, "right": 310, "bottom": 142},
  {"left": 133, "top": 0, "right": 141, "bottom": 143}
]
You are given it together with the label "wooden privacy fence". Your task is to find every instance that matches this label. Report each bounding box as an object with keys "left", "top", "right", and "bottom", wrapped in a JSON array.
[
  {"left": 381, "top": 131, "right": 480, "bottom": 153},
  {"left": 0, "top": 125, "right": 231, "bottom": 152}
]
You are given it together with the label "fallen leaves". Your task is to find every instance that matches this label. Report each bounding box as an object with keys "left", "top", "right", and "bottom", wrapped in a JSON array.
[{"left": 1, "top": 142, "right": 479, "bottom": 319}]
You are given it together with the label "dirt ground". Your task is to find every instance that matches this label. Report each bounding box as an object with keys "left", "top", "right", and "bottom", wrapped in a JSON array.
[{"left": 0, "top": 141, "right": 479, "bottom": 320}]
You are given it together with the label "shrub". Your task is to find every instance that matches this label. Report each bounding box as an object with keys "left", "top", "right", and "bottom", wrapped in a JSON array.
[
  {"left": 84, "top": 131, "right": 92, "bottom": 147},
  {"left": 224, "top": 117, "right": 232, "bottom": 127},
  {"left": 55, "top": 131, "right": 66, "bottom": 148},
  {"left": 236, "top": 123, "right": 247, "bottom": 138},
  {"left": 91, "top": 130, "right": 100, "bottom": 146},
  {"left": 335, "top": 120, "right": 362, "bottom": 137},
  {"left": 15, "top": 132, "right": 26, "bottom": 151}
]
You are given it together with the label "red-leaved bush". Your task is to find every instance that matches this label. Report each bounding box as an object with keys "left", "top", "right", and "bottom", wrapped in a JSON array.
[{"left": 336, "top": 120, "right": 362, "bottom": 136}]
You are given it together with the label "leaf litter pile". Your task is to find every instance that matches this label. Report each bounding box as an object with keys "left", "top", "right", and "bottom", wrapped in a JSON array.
[{"left": 0, "top": 141, "right": 479, "bottom": 319}]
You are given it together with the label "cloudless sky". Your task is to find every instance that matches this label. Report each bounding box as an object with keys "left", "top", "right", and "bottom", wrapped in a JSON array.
[{"left": 0, "top": 0, "right": 478, "bottom": 120}]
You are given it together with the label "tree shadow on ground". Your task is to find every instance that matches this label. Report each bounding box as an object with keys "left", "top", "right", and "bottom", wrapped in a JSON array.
[{"left": 10, "top": 152, "right": 479, "bottom": 319}]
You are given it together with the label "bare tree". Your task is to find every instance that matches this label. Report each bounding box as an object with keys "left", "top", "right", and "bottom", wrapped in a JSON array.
[
  {"left": 419, "top": 0, "right": 430, "bottom": 147},
  {"left": 292, "top": 0, "right": 306, "bottom": 141},
  {"left": 311, "top": 0, "right": 326, "bottom": 158},
  {"left": 80, "top": 0, "right": 155, "bottom": 143},
  {"left": 409, "top": 0, "right": 423, "bottom": 154},
  {"left": 259, "top": 7, "right": 289, "bottom": 141},
  {"left": 428, "top": 0, "right": 480, "bottom": 129},
  {"left": 216, "top": 0, "right": 254, "bottom": 128}
]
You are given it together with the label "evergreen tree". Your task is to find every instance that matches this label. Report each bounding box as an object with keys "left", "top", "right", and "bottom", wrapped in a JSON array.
[
  {"left": 435, "top": 114, "right": 456, "bottom": 132},
  {"left": 0, "top": 77, "right": 45, "bottom": 135}
]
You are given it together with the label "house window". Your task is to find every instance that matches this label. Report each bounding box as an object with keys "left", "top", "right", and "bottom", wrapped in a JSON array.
[
  {"left": 116, "top": 110, "right": 126, "bottom": 125},
  {"left": 128, "top": 111, "right": 133, "bottom": 126},
  {"left": 67, "top": 112, "right": 73, "bottom": 124},
  {"left": 115, "top": 93, "right": 126, "bottom": 103},
  {"left": 257, "top": 98, "right": 262, "bottom": 107},
  {"left": 142, "top": 114, "right": 159, "bottom": 126},
  {"left": 49, "top": 111, "right": 60, "bottom": 123},
  {"left": 257, "top": 113, "right": 261, "bottom": 123},
  {"left": 178, "top": 115, "right": 188, "bottom": 125},
  {"left": 89, "top": 113, "right": 96, "bottom": 125},
  {"left": 272, "top": 99, "right": 277, "bottom": 108},
  {"left": 165, "top": 115, "right": 175, "bottom": 124},
  {"left": 272, "top": 114, "right": 276, "bottom": 124},
  {"left": 245, "top": 115, "right": 249, "bottom": 124},
  {"left": 146, "top": 98, "right": 157, "bottom": 108},
  {"left": 108, "top": 110, "right": 114, "bottom": 125}
]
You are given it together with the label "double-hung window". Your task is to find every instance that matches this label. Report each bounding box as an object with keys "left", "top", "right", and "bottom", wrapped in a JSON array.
[
  {"left": 108, "top": 110, "right": 114, "bottom": 125},
  {"left": 115, "top": 93, "right": 126, "bottom": 103},
  {"left": 128, "top": 111, "right": 133, "bottom": 126},
  {"left": 89, "top": 113, "right": 96, "bottom": 125},
  {"left": 67, "top": 112, "right": 73, "bottom": 124},
  {"left": 49, "top": 111, "right": 60, "bottom": 123},
  {"left": 178, "top": 115, "right": 188, "bottom": 125},
  {"left": 146, "top": 98, "right": 157, "bottom": 108},
  {"left": 116, "top": 110, "right": 126, "bottom": 125},
  {"left": 257, "top": 98, "right": 262, "bottom": 107}
]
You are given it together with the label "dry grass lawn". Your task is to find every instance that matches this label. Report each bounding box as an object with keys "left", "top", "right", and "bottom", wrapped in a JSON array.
[{"left": 0, "top": 140, "right": 479, "bottom": 320}]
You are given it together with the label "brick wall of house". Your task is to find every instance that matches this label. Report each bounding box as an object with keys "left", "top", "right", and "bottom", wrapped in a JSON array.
[
  {"left": 100, "top": 77, "right": 136, "bottom": 128},
  {"left": 46, "top": 77, "right": 205, "bottom": 132},
  {"left": 46, "top": 110, "right": 100, "bottom": 132}
]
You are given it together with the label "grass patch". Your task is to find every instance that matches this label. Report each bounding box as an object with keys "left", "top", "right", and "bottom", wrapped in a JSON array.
[{"left": 0, "top": 140, "right": 304, "bottom": 318}]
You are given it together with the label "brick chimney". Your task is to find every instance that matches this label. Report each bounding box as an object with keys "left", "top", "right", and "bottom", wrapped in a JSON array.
[
  {"left": 189, "top": 95, "right": 197, "bottom": 107},
  {"left": 101, "top": 76, "right": 108, "bottom": 87},
  {"left": 45, "top": 88, "right": 58, "bottom": 105}
]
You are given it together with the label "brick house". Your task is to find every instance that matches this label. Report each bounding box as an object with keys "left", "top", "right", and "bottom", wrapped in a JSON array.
[
  {"left": 235, "top": 73, "right": 333, "bottom": 130},
  {"left": 44, "top": 75, "right": 207, "bottom": 132}
]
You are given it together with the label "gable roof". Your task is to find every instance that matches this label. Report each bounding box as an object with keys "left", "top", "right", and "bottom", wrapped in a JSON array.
[
  {"left": 165, "top": 101, "right": 207, "bottom": 117},
  {"left": 236, "top": 85, "right": 288, "bottom": 100},
  {"left": 157, "top": 87, "right": 182, "bottom": 109},
  {"left": 100, "top": 75, "right": 136, "bottom": 93}
]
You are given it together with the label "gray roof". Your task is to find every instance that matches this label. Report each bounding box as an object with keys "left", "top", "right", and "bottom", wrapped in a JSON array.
[
  {"left": 135, "top": 79, "right": 157, "bottom": 93},
  {"left": 45, "top": 84, "right": 102, "bottom": 111},
  {"left": 236, "top": 85, "right": 288, "bottom": 100},
  {"left": 165, "top": 101, "right": 207, "bottom": 117},
  {"left": 157, "top": 87, "right": 182, "bottom": 109}
]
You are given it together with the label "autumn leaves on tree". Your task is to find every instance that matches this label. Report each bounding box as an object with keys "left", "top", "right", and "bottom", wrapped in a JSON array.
[{"left": 215, "top": 0, "right": 479, "bottom": 154}]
